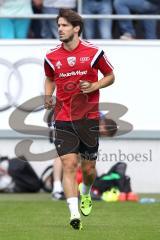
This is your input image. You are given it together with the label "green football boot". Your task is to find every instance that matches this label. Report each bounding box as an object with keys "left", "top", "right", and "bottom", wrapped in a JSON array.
[{"left": 79, "top": 183, "right": 92, "bottom": 216}]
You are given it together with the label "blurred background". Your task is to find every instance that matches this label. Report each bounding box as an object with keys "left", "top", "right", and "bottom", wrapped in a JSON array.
[{"left": 0, "top": 0, "right": 160, "bottom": 194}]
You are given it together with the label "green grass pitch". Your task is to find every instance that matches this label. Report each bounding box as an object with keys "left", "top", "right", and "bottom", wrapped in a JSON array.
[{"left": 0, "top": 193, "right": 160, "bottom": 240}]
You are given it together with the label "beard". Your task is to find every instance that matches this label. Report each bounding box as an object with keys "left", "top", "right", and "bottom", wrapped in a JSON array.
[{"left": 60, "top": 33, "right": 74, "bottom": 43}]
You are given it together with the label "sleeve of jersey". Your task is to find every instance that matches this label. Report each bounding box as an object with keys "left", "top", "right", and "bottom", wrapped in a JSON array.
[
  {"left": 91, "top": 50, "right": 114, "bottom": 75},
  {"left": 44, "top": 58, "right": 55, "bottom": 79}
]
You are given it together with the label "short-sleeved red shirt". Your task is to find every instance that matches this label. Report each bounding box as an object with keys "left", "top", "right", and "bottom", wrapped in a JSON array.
[{"left": 44, "top": 40, "right": 113, "bottom": 121}]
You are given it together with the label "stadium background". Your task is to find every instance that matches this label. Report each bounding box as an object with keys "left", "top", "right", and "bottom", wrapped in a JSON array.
[
  {"left": 0, "top": 39, "right": 159, "bottom": 193},
  {"left": 0, "top": 2, "right": 160, "bottom": 239}
]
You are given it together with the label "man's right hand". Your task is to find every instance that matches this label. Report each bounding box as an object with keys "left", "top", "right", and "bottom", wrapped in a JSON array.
[{"left": 44, "top": 97, "right": 55, "bottom": 110}]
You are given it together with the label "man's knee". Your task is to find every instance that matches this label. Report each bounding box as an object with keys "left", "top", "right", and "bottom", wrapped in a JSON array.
[{"left": 61, "top": 155, "right": 78, "bottom": 173}]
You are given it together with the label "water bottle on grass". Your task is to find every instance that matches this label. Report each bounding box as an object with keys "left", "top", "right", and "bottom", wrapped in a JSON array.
[{"left": 139, "top": 198, "right": 159, "bottom": 204}]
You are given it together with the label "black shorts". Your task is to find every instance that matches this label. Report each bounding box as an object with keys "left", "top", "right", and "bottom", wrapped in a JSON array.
[{"left": 54, "top": 119, "right": 99, "bottom": 160}]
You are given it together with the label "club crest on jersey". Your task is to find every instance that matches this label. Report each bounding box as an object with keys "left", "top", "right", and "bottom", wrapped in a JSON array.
[
  {"left": 67, "top": 57, "right": 76, "bottom": 67},
  {"left": 55, "top": 60, "right": 62, "bottom": 69}
]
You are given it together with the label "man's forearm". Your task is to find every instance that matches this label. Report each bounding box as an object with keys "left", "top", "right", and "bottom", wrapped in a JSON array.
[
  {"left": 45, "top": 77, "right": 55, "bottom": 97},
  {"left": 97, "top": 73, "right": 115, "bottom": 89},
  {"left": 80, "top": 73, "right": 115, "bottom": 94},
  {"left": 44, "top": 77, "right": 55, "bottom": 109}
]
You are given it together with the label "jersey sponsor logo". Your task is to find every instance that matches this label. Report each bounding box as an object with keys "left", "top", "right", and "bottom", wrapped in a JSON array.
[
  {"left": 59, "top": 70, "right": 87, "bottom": 78},
  {"left": 67, "top": 56, "right": 76, "bottom": 67},
  {"left": 80, "top": 57, "right": 90, "bottom": 63},
  {"left": 55, "top": 60, "right": 62, "bottom": 69}
]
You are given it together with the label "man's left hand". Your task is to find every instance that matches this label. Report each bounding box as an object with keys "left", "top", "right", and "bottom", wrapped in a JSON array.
[{"left": 80, "top": 81, "right": 99, "bottom": 93}]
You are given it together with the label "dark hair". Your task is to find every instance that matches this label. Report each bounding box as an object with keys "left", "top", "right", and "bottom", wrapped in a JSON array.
[{"left": 56, "top": 9, "right": 83, "bottom": 36}]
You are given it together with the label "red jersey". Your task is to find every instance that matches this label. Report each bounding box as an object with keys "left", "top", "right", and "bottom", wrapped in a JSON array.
[{"left": 44, "top": 40, "right": 113, "bottom": 121}]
